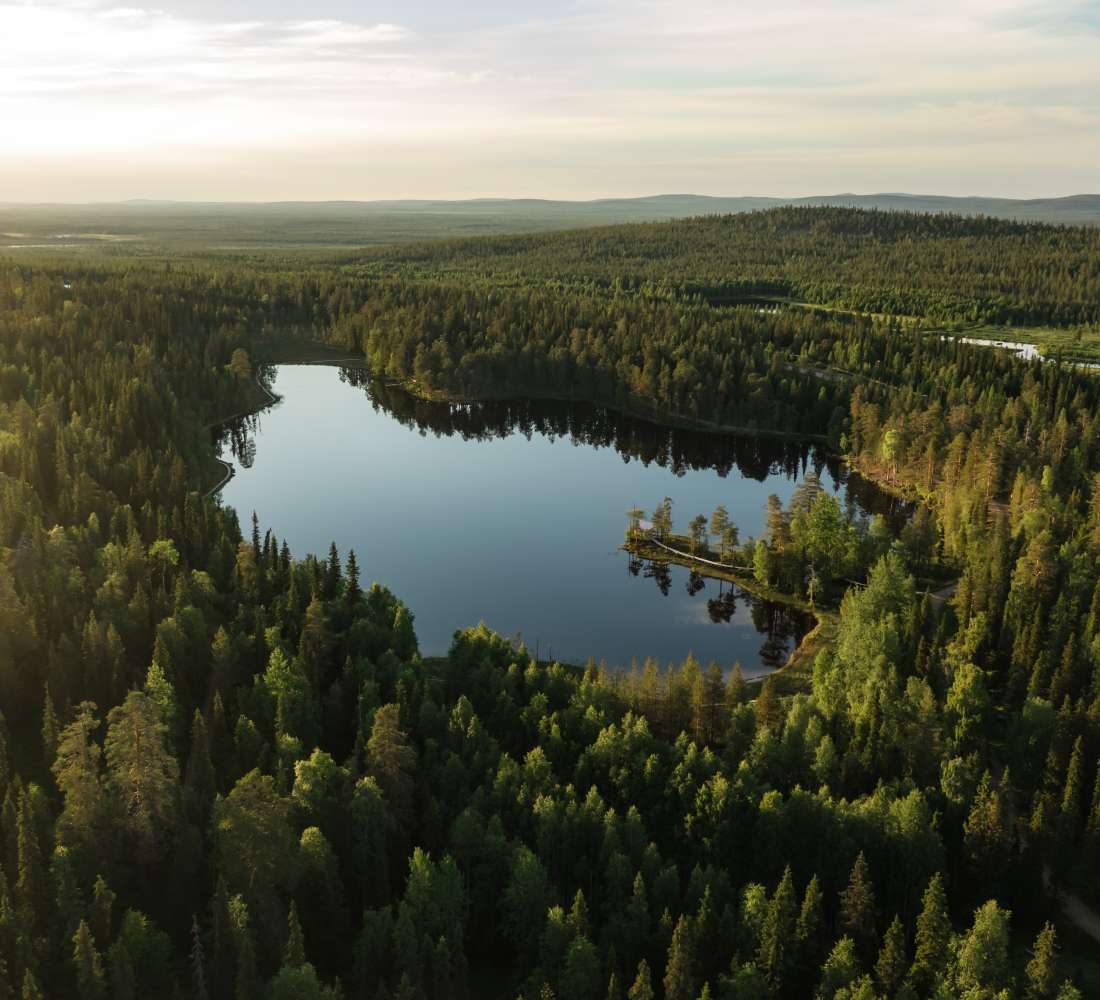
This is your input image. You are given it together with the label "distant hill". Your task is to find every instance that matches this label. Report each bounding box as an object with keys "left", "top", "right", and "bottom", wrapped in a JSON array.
[{"left": 1, "top": 193, "right": 1097, "bottom": 253}]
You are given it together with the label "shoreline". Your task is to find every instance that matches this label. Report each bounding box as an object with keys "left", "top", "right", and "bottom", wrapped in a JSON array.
[
  {"left": 387, "top": 374, "right": 831, "bottom": 444},
  {"left": 624, "top": 532, "right": 837, "bottom": 693},
  {"left": 203, "top": 372, "right": 281, "bottom": 497},
  {"left": 201, "top": 343, "right": 926, "bottom": 691}
]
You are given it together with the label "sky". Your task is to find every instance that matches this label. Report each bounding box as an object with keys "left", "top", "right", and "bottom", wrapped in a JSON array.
[{"left": 2, "top": 0, "right": 1098, "bottom": 201}]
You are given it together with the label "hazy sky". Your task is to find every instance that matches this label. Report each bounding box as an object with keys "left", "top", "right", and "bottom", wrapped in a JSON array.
[{"left": 3, "top": 0, "right": 1098, "bottom": 201}]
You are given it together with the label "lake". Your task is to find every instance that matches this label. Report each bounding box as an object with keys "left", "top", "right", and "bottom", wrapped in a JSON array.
[{"left": 216, "top": 364, "right": 896, "bottom": 675}]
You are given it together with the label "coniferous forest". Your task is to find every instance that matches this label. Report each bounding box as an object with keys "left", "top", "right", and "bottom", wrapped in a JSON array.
[{"left": 1, "top": 207, "right": 1100, "bottom": 998}]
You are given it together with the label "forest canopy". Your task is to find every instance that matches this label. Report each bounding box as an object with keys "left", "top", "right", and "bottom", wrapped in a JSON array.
[{"left": 0, "top": 207, "right": 1098, "bottom": 998}]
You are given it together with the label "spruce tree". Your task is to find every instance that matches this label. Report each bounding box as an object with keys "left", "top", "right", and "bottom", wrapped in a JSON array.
[
  {"left": 756, "top": 866, "right": 796, "bottom": 991},
  {"left": 14, "top": 790, "right": 47, "bottom": 941},
  {"left": 39, "top": 688, "right": 59, "bottom": 775},
  {"left": 838, "top": 852, "right": 876, "bottom": 958},
  {"left": 285, "top": 902, "right": 306, "bottom": 969},
  {"left": 875, "top": 916, "right": 907, "bottom": 998},
  {"left": 909, "top": 873, "right": 951, "bottom": 993},
  {"left": 72, "top": 920, "right": 105, "bottom": 1000},
  {"left": 1025, "top": 923, "right": 1058, "bottom": 999},
  {"left": 663, "top": 915, "right": 695, "bottom": 1000},
  {"left": 627, "top": 960, "right": 655, "bottom": 1000}
]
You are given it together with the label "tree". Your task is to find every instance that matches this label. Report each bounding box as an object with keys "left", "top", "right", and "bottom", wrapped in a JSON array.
[
  {"left": 366, "top": 704, "right": 416, "bottom": 821},
  {"left": 72, "top": 919, "right": 106, "bottom": 1000},
  {"left": 40, "top": 685, "right": 59, "bottom": 772},
  {"left": 628, "top": 960, "right": 655, "bottom": 1000},
  {"left": 15, "top": 788, "right": 48, "bottom": 941},
  {"left": 214, "top": 770, "right": 297, "bottom": 956},
  {"left": 754, "top": 676, "right": 782, "bottom": 731},
  {"left": 963, "top": 772, "right": 1012, "bottom": 894},
  {"left": 1025, "top": 923, "right": 1058, "bottom": 1000},
  {"left": 955, "top": 900, "right": 1011, "bottom": 995},
  {"left": 148, "top": 539, "right": 179, "bottom": 599},
  {"left": 795, "top": 874, "right": 826, "bottom": 987},
  {"left": 190, "top": 914, "right": 209, "bottom": 1000},
  {"left": 817, "top": 938, "right": 860, "bottom": 997},
  {"left": 652, "top": 498, "right": 673, "bottom": 538},
  {"left": 838, "top": 852, "right": 876, "bottom": 958},
  {"left": 561, "top": 936, "right": 601, "bottom": 1000},
  {"left": 52, "top": 702, "right": 106, "bottom": 868},
  {"left": 756, "top": 866, "right": 796, "bottom": 991},
  {"left": 284, "top": 903, "right": 306, "bottom": 969},
  {"left": 875, "top": 917, "right": 906, "bottom": 998},
  {"left": 689, "top": 515, "right": 709, "bottom": 554},
  {"left": 345, "top": 550, "right": 363, "bottom": 606},
  {"left": 183, "top": 710, "right": 216, "bottom": 828},
  {"left": 228, "top": 349, "right": 252, "bottom": 380},
  {"left": 664, "top": 915, "right": 695, "bottom": 1000},
  {"left": 909, "top": 873, "right": 951, "bottom": 992},
  {"left": 105, "top": 691, "right": 180, "bottom": 869}
]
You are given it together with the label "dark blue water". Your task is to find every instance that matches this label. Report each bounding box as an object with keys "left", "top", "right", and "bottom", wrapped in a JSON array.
[{"left": 217, "top": 365, "right": 891, "bottom": 674}]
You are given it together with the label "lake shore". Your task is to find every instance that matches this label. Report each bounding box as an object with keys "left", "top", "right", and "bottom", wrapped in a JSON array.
[{"left": 623, "top": 530, "right": 837, "bottom": 693}]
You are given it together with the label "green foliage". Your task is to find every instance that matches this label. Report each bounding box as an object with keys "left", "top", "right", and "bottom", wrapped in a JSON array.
[{"left": 0, "top": 210, "right": 1095, "bottom": 997}]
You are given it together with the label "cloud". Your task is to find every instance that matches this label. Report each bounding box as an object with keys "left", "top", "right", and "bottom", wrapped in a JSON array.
[{"left": 0, "top": 0, "right": 1097, "bottom": 198}]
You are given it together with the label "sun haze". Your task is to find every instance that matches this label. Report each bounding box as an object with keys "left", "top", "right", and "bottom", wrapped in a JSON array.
[{"left": 3, "top": 0, "right": 1098, "bottom": 201}]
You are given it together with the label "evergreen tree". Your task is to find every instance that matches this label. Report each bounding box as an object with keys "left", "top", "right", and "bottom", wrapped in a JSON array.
[
  {"left": 909, "top": 874, "right": 951, "bottom": 993},
  {"left": 1025, "top": 923, "right": 1058, "bottom": 1000},
  {"left": 756, "top": 866, "right": 796, "bottom": 991},
  {"left": 627, "top": 960, "right": 655, "bottom": 1000},
  {"left": 838, "top": 852, "right": 876, "bottom": 958},
  {"left": 285, "top": 903, "right": 306, "bottom": 969},
  {"left": 875, "top": 917, "right": 907, "bottom": 998},
  {"left": 72, "top": 920, "right": 105, "bottom": 1000},
  {"left": 955, "top": 901, "right": 1011, "bottom": 995},
  {"left": 663, "top": 915, "right": 695, "bottom": 1000}
]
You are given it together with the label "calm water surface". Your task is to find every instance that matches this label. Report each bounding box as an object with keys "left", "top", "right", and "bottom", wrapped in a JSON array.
[{"left": 217, "top": 365, "right": 895, "bottom": 674}]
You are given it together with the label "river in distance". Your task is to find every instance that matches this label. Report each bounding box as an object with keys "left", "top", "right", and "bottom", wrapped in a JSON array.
[{"left": 216, "top": 365, "right": 899, "bottom": 676}]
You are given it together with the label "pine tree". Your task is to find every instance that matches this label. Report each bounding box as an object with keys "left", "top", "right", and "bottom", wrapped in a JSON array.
[
  {"left": 14, "top": 790, "right": 47, "bottom": 940},
  {"left": 191, "top": 915, "right": 209, "bottom": 1000},
  {"left": 569, "top": 889, "right": 591, "bottom": 939},
  {"left": 345, "top": 550, "right": 362, "bottom": 605},
  {"left": 108, "top": 940, "right": 136, "bottom": 1000},
  {"left": 663, "top": 915, "right": 695, "bottom": 1000},
  {"left": 89, "top": 876, "right": 115, "bottom": 949},
  {"left": 627, "top": 960, "right": 655, "bottom": 1000},
  {"left": 20, "top": 971, "right": 43, "bottom": 1000},
  {"left": 1057, "top": 738, "right": 1085, "bottom": 840},
  {"left": 909, "top": 873, "right": 951, "bottom": 992},
  {"left": 1025, "top": 922, "right": 1058, "bottom": 999},
  {"left": 964, "top": 771, "right": 1012, "bottom": 890},
  {"left": 838, "top": 852, "right": 876, "bottom": 957},
  {"left": 794, "top": 874, "right": 826, "bottom": 989},
  {"left": 183, "top": 710, "right": 216, "bottom": 828},
  {"left": 956, "top": 900, "right": 1011, "bottom": 995},
  {"left": 875, "top": 916, "right": 907, "bottom": 998},
  {"left": 72, "top": 919, "right": 105, "bottom": 1000},
  {"left": 40, "top": 686, "right": 59, "bottom": 774},
  {"left": 51, "top": 702, "right": 105, "bottom": 867},
  {"left": 756, "top": 866, "right": 796, "bottom": 991},
  {"left": 285, "top": 902, "right": 306, "bottom": 968},
  {"left": 105, "top": 691, "right": 180, "bottom": 869}
]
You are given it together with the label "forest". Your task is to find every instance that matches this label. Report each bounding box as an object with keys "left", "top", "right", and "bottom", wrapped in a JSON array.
[{"left": 0, "top": 206, "right": 1099, "bottom": 999}]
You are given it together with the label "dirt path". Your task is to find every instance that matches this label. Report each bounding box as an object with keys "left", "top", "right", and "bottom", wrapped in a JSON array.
[{"left": 1060, "top": 887, "right": 1100, "bottom": 945}]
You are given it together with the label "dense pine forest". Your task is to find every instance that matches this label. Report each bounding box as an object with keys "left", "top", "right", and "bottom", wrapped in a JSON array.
[{"left": 1, "top": 207, "right": 1099, "bottom": 999}]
